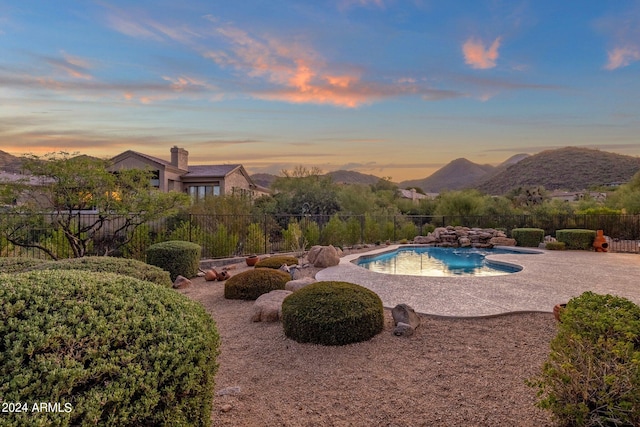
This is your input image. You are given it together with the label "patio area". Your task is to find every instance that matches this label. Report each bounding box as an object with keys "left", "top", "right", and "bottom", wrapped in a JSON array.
[{"left": 316, "top": 245, "right": 640, "bottom": 317}]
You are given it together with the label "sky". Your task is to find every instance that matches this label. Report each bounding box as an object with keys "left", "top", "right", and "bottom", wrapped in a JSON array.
[{"left": 1, "top": 0, "right": 639, "bottom": 182}]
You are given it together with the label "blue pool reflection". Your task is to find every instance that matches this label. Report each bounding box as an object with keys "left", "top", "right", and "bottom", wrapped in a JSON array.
[{"left": 356, "top": 247, "right": 532, "bottom": 277}]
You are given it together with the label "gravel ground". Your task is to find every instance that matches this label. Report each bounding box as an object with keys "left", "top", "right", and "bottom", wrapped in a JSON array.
[{"left": 177, "top": 257, "right": 557, "bottom": 427}]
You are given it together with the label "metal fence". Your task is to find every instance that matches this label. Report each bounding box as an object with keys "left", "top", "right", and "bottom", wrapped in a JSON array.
[{"left": 1, "top": 213, "right": 639, "bottom": 260}]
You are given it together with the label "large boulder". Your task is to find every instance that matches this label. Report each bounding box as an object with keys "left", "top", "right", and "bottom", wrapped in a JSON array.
[
  {"left": 173, "top": 275, "right": 192, "bottom": 289},
  {"left": 307, "top": 245, "right": 340, "bottom": 268},
  {"left": 250, "top": 290, "right": 293, "bottom": 322},
  {"left": 391, "top": 304, "right": 421, "bottom": 336},
  {"left": 285, "top": 277, "right": 316, "bottom": 292}
]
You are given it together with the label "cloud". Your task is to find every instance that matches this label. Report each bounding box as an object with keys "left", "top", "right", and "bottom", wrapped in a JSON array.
[
  {"left": 462, "top": 37, "right": 502, "bottom": 69},
  {"left": 43, "top": 52, "right": 93, "bottom": 80},
  {"left": 204, "top": 23, "right": 460, "bottom": 107},
  {"left": 604, "top": 46, "right": 640, "bottom": 70},
  {"left": 338, "top": 0, "right": 386, "bottom": 11}
]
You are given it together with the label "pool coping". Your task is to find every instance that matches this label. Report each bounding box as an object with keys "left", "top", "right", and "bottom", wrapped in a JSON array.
[{"left": 316, "top": 244, "right": 640, "bottom": 317}]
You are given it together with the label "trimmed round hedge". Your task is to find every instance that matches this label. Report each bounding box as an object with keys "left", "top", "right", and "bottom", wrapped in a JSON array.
[
  {"left": 0, "top": 270, "right": 220, "bottom": 427},
  {"left": 281, "top": 281, "right": 384, "bottom": 346},
  {"left": 555, "top": 229, "right": 596, "bottom": 250},
  {"left": 26, "top": 256, "right": 172, "bottom": 287},
  {"left": 146, "top": 240, "right": 201, "bottom": 280},
  {"left": 0, "top": 257, "right": 48, "bottom": 273},
  {"left": 254, "top": 255, "right": 299, "bottom": 269},
  {"left": 224, "top": 268, "right": 291, "bottom": 300},
  {"left": 511, "top": 228, "right": 544, "bottom": 247}
]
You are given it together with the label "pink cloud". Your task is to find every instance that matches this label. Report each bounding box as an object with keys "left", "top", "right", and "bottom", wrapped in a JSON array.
[
  {"left": 605, "top": 46, "right": 640, "bottom": 70},
  {"left": 462, "top": 37, "right": 502, "bottom": 69}
]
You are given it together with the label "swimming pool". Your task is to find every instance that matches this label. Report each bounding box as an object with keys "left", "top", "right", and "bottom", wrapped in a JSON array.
[{"left": 355, "top": 246, "right": 536, "bottom": 277}]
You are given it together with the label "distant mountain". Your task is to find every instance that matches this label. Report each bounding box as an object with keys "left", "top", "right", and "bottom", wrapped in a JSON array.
[
  {"left": 327, "top": 170, "right": 383, "bottom": 185},
  {"left": 476, "top": 147, "right": 640, "bottom": 195},
  {"left": 0, "top": 150, "right": 23, "bottom": 173},
  {"left": 399, "top": 158, "right": 495, "bottom": 192},
  {"left": 250, "top": 173, "right": 278, "bottom": 188},
  {"left": 477, "top": 153, "right": 530, "bottom": 184}
]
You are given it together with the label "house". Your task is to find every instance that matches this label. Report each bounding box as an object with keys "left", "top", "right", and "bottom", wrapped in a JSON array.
[
  {"left": 397, "top": 188, "right": 437, "bottom": 203},
  {"left": 549, "top": 190, "right": 607, "bottom": 202},
  {"left": 110, "top": 147, "right": 269, "bottom": 200}
]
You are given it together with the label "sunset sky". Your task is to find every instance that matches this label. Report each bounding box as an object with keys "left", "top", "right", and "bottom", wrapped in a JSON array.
[{"left": 1, "top": 1, "right": 639, "bottom": 181}]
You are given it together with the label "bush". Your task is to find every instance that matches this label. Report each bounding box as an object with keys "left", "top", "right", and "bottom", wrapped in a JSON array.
[
  {"left": 224, "top": 268, "right": 291, "bottom": 300},
  {"left": 281, "top": 281, "right": 384, "bottom": 346},
  {"left": 545, "top": 242, "right": 566, "bottom": 251},
  {"left": 555, "top": 229, "right": 596, "bottom": 250},
  {"left": 27, "top": 256, "right": 172, "bottom": 287},
  {"left": 529, "top": 292, "right": 640, "bottom": 426},
  {"left": 0, "top": 257, "right": 48, "bottom": 273},
  {"left": 254, "top": 255, "right": 299, "bottom": 269},
  {"left": 0, "top": 270, "right": 220, "bottom": 427},
  {"left": 511, "top": 228, "right": 544, "bottom": 247},
  {"left": 146, "top": 240, "right": 201, "bottom": 281}
]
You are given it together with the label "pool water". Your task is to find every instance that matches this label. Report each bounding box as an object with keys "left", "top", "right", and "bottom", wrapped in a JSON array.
[{"left": 356, "top": 247, "right": 530, "bottom": 277}]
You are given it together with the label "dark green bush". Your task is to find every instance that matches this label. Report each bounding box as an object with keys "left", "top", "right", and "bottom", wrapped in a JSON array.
[
  {"left": 511, "top": 228, "right": 544, "bottom": 247},
  {"left": 146, "top": 240, "right": 201, "bottom": 280},
  {"left": 555, "top": 229, "right": 596, "bottom": 250},
  {"left": 0, "top": 257, "right": 48, "bottom": 273},
  {"left": 254, "top": 255, "right": 299, "bottom": 269},
  {"left": 529, "top": 292, "right": 640, "bottom": 426},
  {"left": 0, "top": 270, "right": 220, "bottom": 427},
  {"left": 281, "top": 281, "right": 384, "bottom": 346},
  {"left": 545, "top": 242, "right": 566, "bottom": 251},
  {"left": 27, "top": 256, "right": 172, "bottom": 287},
  {"left": 224, "top": 268, "right": 291, "bottom": 300}
]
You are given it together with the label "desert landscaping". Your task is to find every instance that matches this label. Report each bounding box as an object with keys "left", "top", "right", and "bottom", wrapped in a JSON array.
[{"left": 178, "top": 254, "right": 558, "bottom": 426}]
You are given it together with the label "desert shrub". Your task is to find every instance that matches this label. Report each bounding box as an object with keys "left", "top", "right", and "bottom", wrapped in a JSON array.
[
  {"left": 121, "top": 223, "right": 153, "bottom": 261},
  {"left": 302, "top": 220, "right": 321, "bottom": 246},
  {"left": 281, "top": 281, "right": 384, "bottom": 346},
  {"left": 511, "top": 228, "right": 545, "bottom": 247},
  {"left": 321, "top": 215, "right": 346, "bottom": 246},
  {"left": 207, "top": 224, "right": 239, "bottom": 258},
  {"left": 146, "top": 240, "right": 201, "bottom": 280},
  {"left": 363, "top": 213, "right": 381, "bottom": 243},
  {"left": 0, "top": 270, "right": 220, "bottom": 427},
  {"left": 529, "top": 292, "right": 640, "bottom": 427},
  {"left": 224, "top": 268, "right": 291, "bottom": 300},
  {"left": 545, "top": 241, "right": 566, "bottom": 251},
  {"left": 397, "top": 220, "right": 418, "bottom": 241},
  {"left": 254, "top": 255, "right": 299, "bottom": 269},
  {"left": 283, "top": 221, "right": 308, "bottom": 256},
  {"left": 0, "top": 257, "right": 48, "bottom": 273},
  {"left": 555, "top": 229, "right": 596, "bottom": 250},
  {"left": 344, "top": 217, "right": 362, "bottom": 246},
  {"left": 28, "top": 256, "right": 172, "bottom": 287},
  {"left": 245, "top": 222, "right": 267, "bottom": 255}
]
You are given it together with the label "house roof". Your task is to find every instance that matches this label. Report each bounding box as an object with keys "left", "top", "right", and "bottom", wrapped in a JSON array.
[{"left": 183, "top": 164, "right": 242, "bottom": 178}]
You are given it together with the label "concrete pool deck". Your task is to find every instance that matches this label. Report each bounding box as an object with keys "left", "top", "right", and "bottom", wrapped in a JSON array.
[{"left": 316, "top": 245, "right": 640, "bottom": 317}]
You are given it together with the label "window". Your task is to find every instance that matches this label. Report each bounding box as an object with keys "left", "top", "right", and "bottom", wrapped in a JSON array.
[{"left": 188, "top": 183, "right": 220, "bottom": 201}]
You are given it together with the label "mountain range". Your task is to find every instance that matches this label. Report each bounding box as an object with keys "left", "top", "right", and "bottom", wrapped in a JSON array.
[{"left": 2, "top": 147, "right": 639, "bottom": 195}]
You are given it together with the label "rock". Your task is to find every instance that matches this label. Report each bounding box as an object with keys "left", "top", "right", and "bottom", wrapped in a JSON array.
[
  {"left": 458, "top": 237, "right": 471, "bottom": 247},
  {"left": 216, "top": 386, "right": 242, "bottom": 396},
  {"left": 488, "top": 237, "right": 517, "bottom": 247},
  {"left": 285, "top": 277, "right": 316, "bottom": 292},
  {"left": 217, "top": 270, "right": 230, "bottom": 281},
  {"left": 204, "top": 269, "right": 218, "bottom": 281},
  {"left": 250, "top": 290, "right": 293, "bottom": 322},
  {"left": 392, "top": 304, "right": 420, "bottom": 336},
  {"left": 307, "top": 245, "right": 340, "bottom": 268},
  {"left": 414, "top": 235, "right": 436, "bottom": 244},
  {"left": 220, "top": 404, "right": 233, "bottom": 413},
  {"left": 173, "top": 275, "right": 191, "bottom": 289},
  {"left": 394, "top": 322, "right": 415, "bottom": 336}
]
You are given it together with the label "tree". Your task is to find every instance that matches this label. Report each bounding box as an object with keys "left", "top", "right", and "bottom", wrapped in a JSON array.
[
  {"left": 607, "top": 171, "right": 640, "bottom": 214},
  {"left": 0, "top": 152, "right": 189, "bottom": 259},
  {"left": 270, "top": 166, "right": 340, "bottom": 215},
  {"left": 434, "top": 190, "right": 486, "bottom": 217}
]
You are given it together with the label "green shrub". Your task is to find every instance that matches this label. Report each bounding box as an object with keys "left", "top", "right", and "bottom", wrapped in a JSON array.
[
  {"left": 529, "top": 292, "right": 640, "bottom": 426},
  {"left": 281, "top": 281, "right": 384, "bottom": 346},
  {"left": 321, "top": 215, "right": 346, "bottom": 246},
  {"left": 555, "top": 229, "right": 597, "bottom": 250},
  {"left": 224, "top": 268, "right": 291, "bottom": 300},
  {"left": 0, "top": 270, "right": 220, "bottom": 427},
  {"left": 146, "top": 240, "right": 201, "bottom": 281},
  {"left": 245, "top": 222, "right": 267, "bottom": 255},
  {"left": 302, "top": 220, "right": 321, "bottom": 246},
  {"left": 28, "top": 256, "right": 172, "bottom": 287},
  {"left": 0, "top": 257, "right": 48, "bottom": 273},
  {"left": 545, "top": 241, "right": 566, "bottom": 251},
  {"left": 254, "top": 255, "right": 299, "bottom": 269},
  {"left": 511, "top": 228, "right": 544, "bottom": 247}
]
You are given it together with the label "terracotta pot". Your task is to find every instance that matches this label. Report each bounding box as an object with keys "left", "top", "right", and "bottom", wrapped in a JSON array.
[
  {"left": 553, "top": 303, "right": 567, "bottom": 322},
  {"left": 246, "top": 256, "right": 259, "bottom": 266}
]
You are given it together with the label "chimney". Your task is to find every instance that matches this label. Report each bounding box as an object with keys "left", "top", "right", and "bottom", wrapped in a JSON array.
[{"left": 170, "top": 146, "right": 188, "bottom": 170}]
